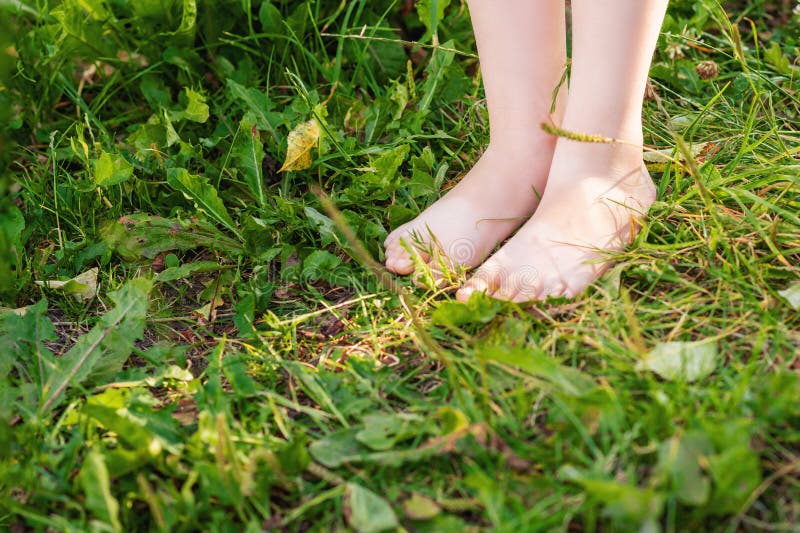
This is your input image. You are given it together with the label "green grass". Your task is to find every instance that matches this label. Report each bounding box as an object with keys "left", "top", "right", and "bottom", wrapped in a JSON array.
[{"left": 1, "top": 0, "right": 799, "bottom": 531}]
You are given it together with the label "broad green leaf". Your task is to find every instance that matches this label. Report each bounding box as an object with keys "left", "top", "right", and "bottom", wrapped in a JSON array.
[
  {"left": 309, "top": 428, "right": 367, "bottom": 468},
  {"left": 0, "top": 298, "right": 55, "bottom": 385},
  {"left": 226, "top": 79, "right": 281, "bottom": 138},
  {"left": 275, "top": 435, "right": 311, "bottom": 477},
  {"left": 177, "top": 87, "right": 209, "bottom": 123},
  {"left": 129, "top": 112, "right": 180, "bottom": 154},
  {"left": 764, "top": 41, "right": 795, "bottom": 75},
  {"left": 636, "top": 341, "right": 717, "bottom": 382},
  {"left": 432, "top": 291, "right": 502, "bottom": 327},
  {"left": 50, "top": 0, "right": 112, "bottom": 54},
  {"left": 232, "top": 114, "right": 267, "bottom": 209},
  {"left": 356, "top": 413, "right": 426, "bottom": 451},
  {"left": 418, "top": 40, "right": 456, "bottom": 112},
  {"left": 479, "top": 346, "right": 595, "bottom": 397},
  {"left": 279, "top": 119, "right": 320, "bottom": 172},
  {"left": 93, "top": 151, "right": 134, "bottom": 187},
  {"left": 82, "top": 388, "right": 182, "bottom": 455},
  {"left": 41, "top": 279, "right": 152, "bottom": 413},
  {"left": 402, "top": 493, "right": 441, "bottom": 521},
  {"left": 155, "top": 261, "right": 224, "bottom": 282},
  {"left": 309, "top": 428, "right": 439, "bottom": 468},
  {"left": 281, "top": 361, "right": 346, "bottom": 424},
  {"left": 166, "top": 168, "right": 240, "bottom": 238},
  {"left": 407, "top": 145, "right": 437, "bottom": 197},
  {"left": 174, "top": 0, "right": 197, "bottom": 43},
  {"left": 657, "top": 431, "right": 712, "bottom": 506},
  {"left": 103, "top": 214, "right": 244, "bottom": 260},
  {"left": 258, "top": 0, "right": 283, "bottom": 33},
  {"left": 78, "top": 449, "right": 122, "bottom": 532},
  {"left": 345, "top": 483, "right": 398, "bottom": 533},
  {"left": 369, "top": 144, "right": 409, "bottom": 181},
  {"left": 361, "top": 144, "right": 409, "bottom": 192},
  {"left": 559, "top": 466, "right": 664, "bottom": 527},
  {"left": 707, "top": 445, "right": 762, "bottom": 514},
  {"left": 0, "top": 203, "right": 23, "bottom": 293},
  {"left": 140, "top": 75, "right": 171, "bottom": 109},
  {"left": 221, "top": 354, "right": 257, "bottom": 397},
  {"left": 388, "top": 79, "right": 409, "bottom": 120},
  {"left": 131, "top": 0, "right": 177, "bottom": 18},
  {"left": 34, "top": 267, "right": 98, "bottom": 301},
  {"left": 304, "top": 206, "right": 338, "bottom": 246},
  {"left": 415, "top": 0, "right": 451, "bottom": 37},
  {"left": 161, "top": 110, "right": 181, "bottom": 147},
  {"left": 302, "top": 250, "right": 342, "bottom": 282},
  {"left": 777, "top": 281, "right": 800, "bottom": 310}
]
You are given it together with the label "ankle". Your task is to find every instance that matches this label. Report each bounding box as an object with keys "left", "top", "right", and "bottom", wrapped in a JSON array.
[
  {"left": 560, "top": 101, "right": 644, "bottom": 146},
  {"left": 485, "top": 132, "right": 557, "bottom": 161}
]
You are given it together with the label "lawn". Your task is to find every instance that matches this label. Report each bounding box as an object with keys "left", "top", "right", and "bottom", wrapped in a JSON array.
[{"left": 1, "top": 0, "right": 799, "bottom": 531}]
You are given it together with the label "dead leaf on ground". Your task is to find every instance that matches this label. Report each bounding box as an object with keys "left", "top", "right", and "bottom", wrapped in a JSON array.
[
  {"left": 777, "top": 281, "right": 800, "bottom": 310},
  {"left": 279, "top": 119, "right": 320, "bottom": 172},
  {"left": 643, "top": 142, "right": 711, "bottom": 164},
  {"left": 34, "top": 268, "right": 99, "bottom": 301},
  {"left": 636, "top": 340, "right": 718, "bottom": 382}
]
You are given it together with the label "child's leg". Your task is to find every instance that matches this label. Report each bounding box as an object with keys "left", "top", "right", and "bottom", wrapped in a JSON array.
[
  {"left": 384, "top": 0, "right": 566, "bottom": 275},
  {"left": 458, "top": 0, "right": 668, "bottom": 302}
]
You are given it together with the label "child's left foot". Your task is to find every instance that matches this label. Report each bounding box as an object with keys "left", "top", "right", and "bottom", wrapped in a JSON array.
[{"left": 457, "top": 140, "right": 656, "bottom": 302}]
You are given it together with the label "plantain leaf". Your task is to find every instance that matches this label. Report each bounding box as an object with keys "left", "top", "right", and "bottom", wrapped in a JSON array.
[
  {"left": 155, "top": 260, "right": 224, "bottom": 282},
  {"left": 345, "top": 483, "right": 398, "bottom": 533},
  {"left": 41, "top": 278, "right": 152, "bottom": 413},
  {"left": 226, "top": 79, "right": 281, "bottom": 140},
  {"left": 166, "top": 168, "right": 241, "bottom": 238},
  {"left": 103, "top": 214, "right": 244, "bottom": 260},
  {"left": 78, "top": 448, "right": 122, "bottom": 532},
  {"left": 232, "top": 114, "right": 267, "bottom": 210}
]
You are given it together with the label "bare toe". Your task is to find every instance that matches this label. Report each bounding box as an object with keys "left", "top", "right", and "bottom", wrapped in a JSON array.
[
  {"left": 540, "top": 280, "right": 567, "bottom": 300},
  {"left": 457, "top": 263, "right": 504, "bottom": 301},
  {"left": 492, "top": 285, "right": 519, "bottom": 302},
  {"left": 387, "top": 257, "right": 415, "bottom": 275},
  {"left": 456, "top": 278, "right": 490, "bottom": 302},
  {"left": 380, "top": 145, "right": 553, "bottom": 281}
]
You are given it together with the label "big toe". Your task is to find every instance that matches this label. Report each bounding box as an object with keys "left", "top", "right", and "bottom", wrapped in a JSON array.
[
  {"left": 386, "top": 256, "right": 414, "bottom": 275},
  {"left": 385, "top": 246, "right": 413, "bottom": 275},
  {"left": 385, "top": 239, "right": 431, "bottom": 275}
]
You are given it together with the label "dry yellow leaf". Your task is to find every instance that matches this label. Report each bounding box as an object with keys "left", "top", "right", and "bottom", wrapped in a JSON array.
[
  {"left": 279, "top": 119, "right": 320, "bottom": 172},
  {"left": 34, "top": 267, "right": 98, "bottom": 301},
  {"left": 643, "top": 142, "right": 710, "bottom": 163}
]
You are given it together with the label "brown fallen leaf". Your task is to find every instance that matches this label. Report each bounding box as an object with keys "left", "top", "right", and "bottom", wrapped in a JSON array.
[{"left": 279, "top": 119, "right": 320, "bottom": 172}]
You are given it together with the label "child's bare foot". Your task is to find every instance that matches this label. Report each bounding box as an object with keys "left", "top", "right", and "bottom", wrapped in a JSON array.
[
  {"left": 383, "top": 140, "right": 555, "bottom": 276},
  {"left": 456, "top": 140, "right": 656, "bottom": 302}
]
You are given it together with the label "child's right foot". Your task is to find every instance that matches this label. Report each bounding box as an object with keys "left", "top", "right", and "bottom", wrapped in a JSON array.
[{"left": 383, "top": 140, "right": 555, "bottom": 277}]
